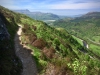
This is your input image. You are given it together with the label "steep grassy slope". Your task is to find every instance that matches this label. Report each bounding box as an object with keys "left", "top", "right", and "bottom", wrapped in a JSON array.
[
  {"left": 0, "top": 6, "right": 100, "bottom": 75},
  {"left": 19, "top": 12, "right": 100, "bottom": 75}
]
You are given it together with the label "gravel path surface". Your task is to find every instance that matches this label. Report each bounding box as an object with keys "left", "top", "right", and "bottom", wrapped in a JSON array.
[{"left": 14, "top": 25, "right": 38, "bottom": 75}]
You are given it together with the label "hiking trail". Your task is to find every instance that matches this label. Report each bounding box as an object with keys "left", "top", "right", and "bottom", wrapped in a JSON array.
[{"left": 14, "top": 25, "right": 38, "bottom": 75}]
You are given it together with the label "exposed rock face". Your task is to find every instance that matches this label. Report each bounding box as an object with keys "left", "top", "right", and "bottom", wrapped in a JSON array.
[
  {"left": 32, "top": 38, "right": 46, "bottom": 49},
  {"left": 42, "top": 47, "right": 56, "bottom": 59},
  {"left": 32, "top": 25, "right": 37, "bottom": 31},
  {"left": 0, "top": 13, "right": 10, "bottom": 40},
  {"left": 22, "top": 33, "right": 37, "bottom": 44},
  {"left": 45, "top": 64, "right": 74, "bottom": 75}
]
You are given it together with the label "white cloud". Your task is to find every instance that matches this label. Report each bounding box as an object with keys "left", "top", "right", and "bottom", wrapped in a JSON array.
[
  {"left": 0, "top": 0, "right": 100, "bottom": 10},
  {"left": 0, "top": 0, "right": 14, "bottom": 7},
  {"left": 0, "top": 0, "right": 23, "bottom": 9},
  {"left": 0, "top": 0, "right": 34, "bottom": 9},
  {"left": 47, "top": 1, "right": 100, "bottom": 9}
]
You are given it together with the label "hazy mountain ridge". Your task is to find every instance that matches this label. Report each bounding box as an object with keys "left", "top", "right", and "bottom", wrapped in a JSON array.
[
  {"left": 13, "top": 9, "right": 60, "bottom": 20},
  {"left": 83, "top": 12, "right": 100, "bottom": 17},
  {"left": 74, "top": 12, "right": 100, "bottom": 21},
  {"left": 13, "top": 9, "right": 30, "bottom": 14}
]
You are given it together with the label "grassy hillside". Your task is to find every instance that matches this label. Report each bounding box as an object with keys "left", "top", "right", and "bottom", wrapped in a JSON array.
[
  {"left": 20, "top": 18, "right": 100, "bottom": 75},
  {"left": 0, "top": 6, "right": 100, "bottom": 75}
]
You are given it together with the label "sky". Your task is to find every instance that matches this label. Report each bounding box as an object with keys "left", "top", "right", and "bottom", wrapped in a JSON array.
[{"left": 0, "top": 0, "right": 100, "bottom": 16}]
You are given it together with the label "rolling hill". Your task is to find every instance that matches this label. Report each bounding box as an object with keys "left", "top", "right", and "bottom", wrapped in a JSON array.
[{"left": 0, "top": 6, "right": 100, "bottom": 75}]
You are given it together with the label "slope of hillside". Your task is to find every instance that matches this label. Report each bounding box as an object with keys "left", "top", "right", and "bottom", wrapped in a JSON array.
[
  {"left": 0, "top": 6, "right": 100, "bottom": 75},
  {"left": 20, "top": 15, "right": 100, "bottom": 75},
  {"left": 13, "top": 10, "right": 60, "bottom": 20},
  {"left": 53, "top": 12, "right": 100, "bottom": 60}
]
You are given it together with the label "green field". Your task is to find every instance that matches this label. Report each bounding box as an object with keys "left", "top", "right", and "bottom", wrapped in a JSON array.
[
  {"left": 89, "top": 44, "right": 100, "bottom": 57},
  {"left": 92, "top": 36, "right": 100, "bottom": 43},
  {"left": 72, "top": 35, "right": 83, "bottom": 46}
]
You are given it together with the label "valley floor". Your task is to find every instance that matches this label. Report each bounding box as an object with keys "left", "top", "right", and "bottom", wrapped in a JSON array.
[{"left": 14, "top": 25, "right": 38, "bottom": 75}]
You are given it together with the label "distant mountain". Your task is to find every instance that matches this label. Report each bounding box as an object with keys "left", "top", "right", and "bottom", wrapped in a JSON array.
[
  {"left": 13, "top": 9, "right": 30, "bottom": 14},
  {"left": 13, "top": 9, "right": 60, "bottom": 20},
  {"left": 68, "top": 12, "right": 100, "bottom": 22},
  {"left": 82, "top": 12, "right": 100, "bottom": 18},
  {"left": 74, "top": 12, "right": 100, "bottom": 20}
]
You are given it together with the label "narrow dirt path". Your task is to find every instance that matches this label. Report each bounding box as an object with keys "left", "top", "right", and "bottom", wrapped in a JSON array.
[{"left": 14, "top": 25, "right": 38, "bottom": 75}]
